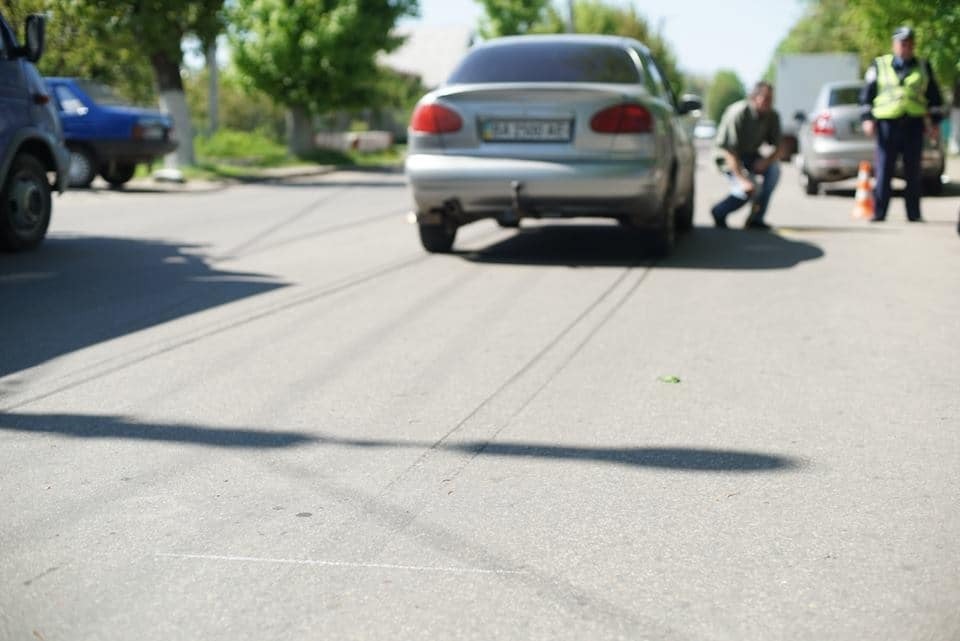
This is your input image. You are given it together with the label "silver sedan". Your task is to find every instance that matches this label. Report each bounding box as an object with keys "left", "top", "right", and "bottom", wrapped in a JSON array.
[
  {"left": 404, "top": 34, "right": 701, "bottom": 254},
  {"left": 796, "top": 80, "right": 945, "bottom": 195}
]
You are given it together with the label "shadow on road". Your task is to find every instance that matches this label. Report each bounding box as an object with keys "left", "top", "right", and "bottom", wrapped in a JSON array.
[
  {"left": 457, "top": 224, "right": 824, "bottom": 269},
  {"left": 0, "top": 412, "right": 315, "bottom": 448},
  {"left": 318, "top": 433, "right": 802, "bottom": 472},
  {"left": 0, "top": 236, "right": 287, "bottom": 378},
  {"left": 0, "top": 412, "right": 801, "bottom": 471}
]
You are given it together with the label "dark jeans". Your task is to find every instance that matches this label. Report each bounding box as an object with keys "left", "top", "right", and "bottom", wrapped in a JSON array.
[
  {"left": 874, "top": 117, "right": 925, "bottom": 220},
  {"left": 711, "top": 153, "right": 780, "bottom": 222}
]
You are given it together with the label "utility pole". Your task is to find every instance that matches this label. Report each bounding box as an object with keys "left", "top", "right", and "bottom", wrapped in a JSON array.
[{"left": 566, "top": 0, "right": 575, "bottom": 33}]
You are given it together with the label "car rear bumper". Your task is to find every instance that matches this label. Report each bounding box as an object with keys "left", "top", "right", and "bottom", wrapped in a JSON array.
[
  {"left": 87, "top": 139, "right": 178, "bottom": 164},
  {"left": 405, "top": 153, "right": 665, "bottom": 222},
  {"left": 804, "top": 139, "right": 943, "bottom": 181}
]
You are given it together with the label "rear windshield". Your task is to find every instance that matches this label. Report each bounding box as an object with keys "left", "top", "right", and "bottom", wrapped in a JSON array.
[
  {"left": 447, "top": 42, "right": 641, "bottom": 84},
  {"left": 828, "top": 87, "right": 862, "bottom": 106}
]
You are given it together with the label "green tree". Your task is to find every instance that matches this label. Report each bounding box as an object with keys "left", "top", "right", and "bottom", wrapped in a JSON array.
[
  {"left": 767, "top": 0, "right": 960, "bottom": 93},
  {"left": 229, "top": 0, "right": 419, "bottom": 155},
  {"left": 81, "top": 0, "right": 225, "bottom": 166},
  {"left": 2, "top": 0, "right": 222, "bottom": 165},
  {"left": 185, "top": 67, "right": 288, "bottom": 141},
  {"left": 845, "top": 0, "right": 960, "bottom": 90},
  {"left": 0, "top": 0, "right": 155, "bottom": 105},
  {"left": 705, "top": 70, "right": 745, "bottom": 124},
  {"left": 475, "top": 0, "right": 551, "bottom": 38}
]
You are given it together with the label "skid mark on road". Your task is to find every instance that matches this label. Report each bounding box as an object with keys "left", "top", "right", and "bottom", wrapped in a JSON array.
[
  {"left": 155, "top": 552, "right": 526, "bottom": 575},
  {"left": 0, "top": 227, "right": 508, "bottom": 412}
]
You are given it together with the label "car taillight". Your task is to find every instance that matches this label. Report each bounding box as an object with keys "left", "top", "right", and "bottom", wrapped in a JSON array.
[
  {"left": 132, "top": 124, "right": 144, "bottom": 140},
  {"left": 410, "top": 103, "right": 462, "bottom": 134},
  {"left": 590, "top": 104, "right": 653, "bottom": 133},
  {"left": 812, "top": 112, "right": 835, "bottom": 136}
]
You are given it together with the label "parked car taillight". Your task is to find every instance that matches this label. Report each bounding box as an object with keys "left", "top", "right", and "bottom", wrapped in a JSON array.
[
  {"left": 410, "top": 103, "right": 462, "bottom": 134},
  {"left": 812, "top": 112, "right": 835, "bottom": 136},
  {"left": 590, "top": 104, "right": 653, "bottom": 134}
]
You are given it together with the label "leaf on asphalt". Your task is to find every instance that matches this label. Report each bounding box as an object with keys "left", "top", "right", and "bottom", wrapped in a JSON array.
[{"left": 658, "top": 375, "right": 681, "bottom": 384}]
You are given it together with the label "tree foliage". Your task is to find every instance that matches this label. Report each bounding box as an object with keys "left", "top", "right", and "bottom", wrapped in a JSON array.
[
  {"left": 769, "top": 0, "right": 960, "bottom": 93},
  {"left": 0, "top": 0, "right": 155, "bottom": 104},
  {"left": 845, "top": 0, "right": 960, "bottom": 90},
  {"left": 228, "top": 0, "right": 419, "bottom": 116},
  {"left": 705, "top": 70, "right": 745, "bottom": 124},
  {"left": 475, "top": 0, "right": 550, "bottom": 39}
]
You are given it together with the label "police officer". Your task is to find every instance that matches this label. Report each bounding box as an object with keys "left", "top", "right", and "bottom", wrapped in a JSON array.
[{"left": 860, "top": 26, "right": 944, "bottom": 222}]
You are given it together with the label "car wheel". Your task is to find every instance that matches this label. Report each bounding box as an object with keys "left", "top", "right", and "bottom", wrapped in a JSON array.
[
  {"left": 101, "top": 163, "right": 137, "bottom": 188},
  {"left": 418, "top": 220, "right": 457, "bottom": 253},
  {"left": 675, "top": 178, "right": 694, "bottom": 232},
  {"left": 0, "top": 154, "right": 52, "bottom": 252},
  {"left": 802, "top": 172, "right": 820, "bottom": 196},
  {"left": 646, "top": 178, "right": 676, "bottom": 257},
  {"left": 922, "top": 176, "right": 943, "bottom": 196},
  {"left": 67, "top": 146, "right": 97, "bottom": 188}
]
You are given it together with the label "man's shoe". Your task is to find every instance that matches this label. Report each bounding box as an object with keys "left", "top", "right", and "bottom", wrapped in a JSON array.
[
  {"left": 711, "top": 209, "right": 728, "bottom": 229},
  {"left": 869, "top": 216, "right": 885, "bottom": 222},
  {"left": 907, "top": 217, "right": 924, "bottom": 223},
  {"left": 744, "top": 219, "right": 771, "bottom": 231}
]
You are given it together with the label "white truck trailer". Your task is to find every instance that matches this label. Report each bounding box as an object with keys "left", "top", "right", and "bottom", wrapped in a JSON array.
[{"left": 773, "top": 52, "right": 861, "bottom": 156}]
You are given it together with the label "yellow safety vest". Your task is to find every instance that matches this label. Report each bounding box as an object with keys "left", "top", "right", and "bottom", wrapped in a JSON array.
[{"left": 872, "top": 54, "right": 929, "bottom": 119}]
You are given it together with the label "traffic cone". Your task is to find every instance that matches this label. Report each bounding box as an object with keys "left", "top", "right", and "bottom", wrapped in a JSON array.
[{"left": 852, "top": 161, "right": 874, "bottom": 220}]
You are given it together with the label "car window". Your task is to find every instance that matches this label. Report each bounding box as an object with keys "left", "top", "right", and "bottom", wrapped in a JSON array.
[
  {"left": 54, "top": 85, "right": 87, "bottom": 114},
  {"left": 75, "top": 80, "right": 127, "bottom": 106},
  {"left": 447, "top": 42, "right": 641, "bottom": 84},
  {"left": 637, "top": 52, "right": 665, "bottom": 98},
  {"left": 829, "top": 87, "right": 862, "bottom": 106}
]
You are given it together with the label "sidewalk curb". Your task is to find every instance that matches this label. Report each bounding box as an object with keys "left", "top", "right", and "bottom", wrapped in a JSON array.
[{"left": 124, "top": 164, "right": 340, "bottom": 193}]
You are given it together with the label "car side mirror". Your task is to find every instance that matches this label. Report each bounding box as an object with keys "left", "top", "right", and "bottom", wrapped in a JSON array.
[
  {"left": 794, "top": 110, "right": 806, "bottom": 123},
  {"left": 678, "top": 93, "right": 702, "bottom": 115},
  {"left": 23, "top": 14, "right": 46, "bottom": 63}
]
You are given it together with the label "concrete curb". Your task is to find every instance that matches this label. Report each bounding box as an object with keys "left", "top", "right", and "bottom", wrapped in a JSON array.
[{"left": 121, "top": 164, "right": 340, "bottom": 193}]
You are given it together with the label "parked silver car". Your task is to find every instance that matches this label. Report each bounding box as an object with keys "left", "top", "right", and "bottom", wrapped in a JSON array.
[
  {"left": 796, "top": 80, "right": 944, "bottom": 195},
  {"left": 404, "top": 34, "right": 701, "bottom": 254}
]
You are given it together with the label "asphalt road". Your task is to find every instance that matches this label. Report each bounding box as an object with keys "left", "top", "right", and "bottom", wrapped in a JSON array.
[{"left": 1, "top": 150, "right": 958, "bottom": 641}]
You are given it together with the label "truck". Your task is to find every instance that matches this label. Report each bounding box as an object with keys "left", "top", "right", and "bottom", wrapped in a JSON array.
[
  {"left": 773, "top": 52, "right": 861, "bottom": 157},
  {"left": 0, "top": 12, "right": 70, "bottom": 251}
]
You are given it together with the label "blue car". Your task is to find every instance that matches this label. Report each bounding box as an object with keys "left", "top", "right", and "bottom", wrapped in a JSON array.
[
  {"left": 0, "top": 12, "right": 69, "bottom": 251},
  {"left": 45, "top": 77, "right": 177, "bottom": 188}
]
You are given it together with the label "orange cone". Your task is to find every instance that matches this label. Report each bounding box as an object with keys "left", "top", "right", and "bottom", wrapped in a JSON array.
[{"left": 852, "top": 161, "right": 874, "bottom": 220}]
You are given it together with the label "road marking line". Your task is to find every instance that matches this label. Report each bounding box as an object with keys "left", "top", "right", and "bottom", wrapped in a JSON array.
[{"left": 155, "top": 552, "right": 526, "bottom": 575}]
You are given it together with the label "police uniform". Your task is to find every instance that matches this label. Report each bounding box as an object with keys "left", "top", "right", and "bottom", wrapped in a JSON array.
[{"left": 859, "top": 27, "right": 943, "bottom": 221}]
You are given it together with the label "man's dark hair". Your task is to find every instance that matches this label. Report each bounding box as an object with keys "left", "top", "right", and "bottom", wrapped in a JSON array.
[{"left": 751, "top": 81, "right": 773, "bottom": 96}]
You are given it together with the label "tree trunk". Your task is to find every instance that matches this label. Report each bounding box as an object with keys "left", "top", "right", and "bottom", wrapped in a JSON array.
[
  {"left": 286, "top": 106, "right": 314, "bottom": 157},
  {"left": 207, "top": 41, "right": 219, "bottom": 135},
  {"left": 150, "top": 50, "right": 195, "bottom": 167}
]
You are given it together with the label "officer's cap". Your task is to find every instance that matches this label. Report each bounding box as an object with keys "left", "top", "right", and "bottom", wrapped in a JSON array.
[{"left": 892, "top": 26, "right": 914, "bottom": 41}]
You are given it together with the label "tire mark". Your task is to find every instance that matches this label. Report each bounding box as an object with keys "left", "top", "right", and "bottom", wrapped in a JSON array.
[{"left": 2, "top": 227, "right": 507, "bottom": 412}]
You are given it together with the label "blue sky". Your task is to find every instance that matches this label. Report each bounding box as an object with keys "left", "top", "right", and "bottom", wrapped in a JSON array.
[{"left": 401, "top": 0, "right": 807, "bottom": 86}]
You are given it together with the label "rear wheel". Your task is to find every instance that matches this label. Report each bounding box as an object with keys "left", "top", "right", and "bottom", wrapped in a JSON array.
[
  {"left": 922, "top": 175, "right": 943, "bottom": 196},
  {"left": 0, "top": 154, "right": 52, "bottom": 252},
  {"left": 101, "top": 163, "right": 137, "bottom": 188},
  {"left": 802, "top": 172, "right": 820, "bottom": 196},
  {"left": 418, "top": 220, "right": 457, "bottom": 253},
  {"left": 67, "top": 146, "right": 97, "bottom": 188},
  {"left": 675, "top": 178, "right": 694, "bottom": 232},
  {"left": 646, "top": 179, "right": 676, "bottom": 257}
]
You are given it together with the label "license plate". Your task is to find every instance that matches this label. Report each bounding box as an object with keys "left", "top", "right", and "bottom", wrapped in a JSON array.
[
  {"left": 481, "top": 119, "right": 571, "bottom": 142},
  {"left": 850, "top": 121, "right": 862, "bottom": 134},
  {"left": 141, "top": 126, "right": 166, "bottom": 140}
]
